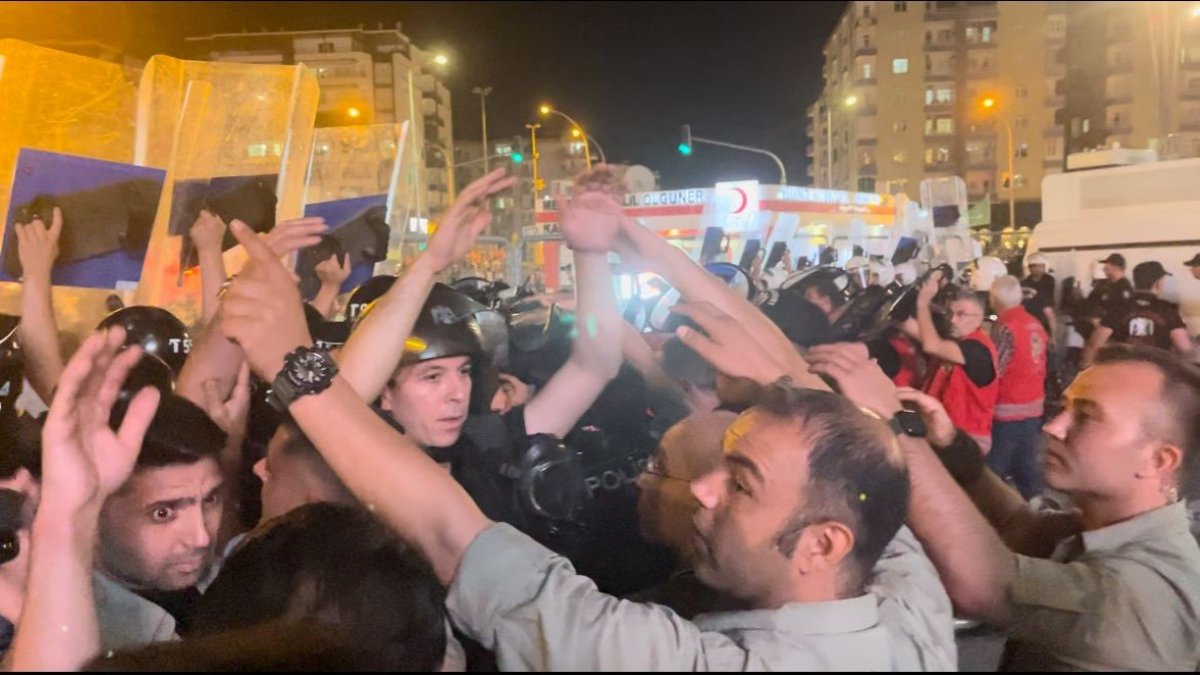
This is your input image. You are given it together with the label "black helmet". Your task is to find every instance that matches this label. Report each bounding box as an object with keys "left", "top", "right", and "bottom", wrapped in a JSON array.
[
  {"left": 303, "top": 304, "right": 350, "bottom": 352},
  {"left": 345, "top": 275, "right": 396, "bottom": 323},
  {"left": 96, "top": 306, "right": 190, "bottom": 374},
  {"left": 392, "top": 283, "right": 509, "bottom": 369},
  {"left": 108, "top": 354, "right": 175, "bottom": 429},
  {"left": 356, "top": 283, "right": 510, "bottom": 415}
]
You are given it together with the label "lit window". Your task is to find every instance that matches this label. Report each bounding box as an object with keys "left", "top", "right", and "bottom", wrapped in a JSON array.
[
  {"left": 893, "top": 150, "right": 906, "bottom": 163},
  {"left": 247, "top": 143, "right": 268, "bottom": 158},
  {"left": 936, "top": 117, "right": 954, "bottom": 134},
  {"left": 893, "top": 58, "right": 909, "bottom": 74},
  {"left": 863, "top": 62, "right": 873, "bottom": 79}
]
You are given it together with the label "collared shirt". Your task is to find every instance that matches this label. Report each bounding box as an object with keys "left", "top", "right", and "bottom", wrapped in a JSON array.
[
  {"left": 448, "top": 523, "right": 915, "bottom": 671},
  {"left": 1002, "top": 501, "right": 1200, "bottom": 671},
  {"left": 93, "top": 572, "right": 178, "bottom": 652}
]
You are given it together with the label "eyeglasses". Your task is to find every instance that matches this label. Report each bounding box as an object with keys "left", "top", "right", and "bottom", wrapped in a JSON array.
[{"left": 642, "top": 455, "right": 688, "bottom": 483}]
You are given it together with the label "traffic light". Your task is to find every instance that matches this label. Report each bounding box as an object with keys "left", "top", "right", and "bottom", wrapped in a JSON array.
[
  {"left": 678, "top": 124, "right": 693, "bottom": 156},
  {"left": 510, "top": 151, "right": 525, "bottom": 163}
]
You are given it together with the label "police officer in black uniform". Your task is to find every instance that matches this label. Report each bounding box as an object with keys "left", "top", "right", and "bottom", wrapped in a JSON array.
[
  {"left": 1087, "top": 253, "right": 1135, "bottom": 316},
  {"left": 1082, "top": 261, "right": 1192, "bottom": 366},
  {"left": 1185, "top": 253, "right": 1200, "bottom": 281}
]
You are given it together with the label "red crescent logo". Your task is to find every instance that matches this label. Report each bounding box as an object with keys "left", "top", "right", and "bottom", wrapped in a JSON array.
[{"left": 731, "top": 187, "right": 748, "bottom": 214}]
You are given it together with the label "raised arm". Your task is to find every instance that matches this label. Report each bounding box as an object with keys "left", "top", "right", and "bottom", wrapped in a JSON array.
[
  {"left": 613, "top": 211, "right": 824, "bottom": 389},
  {"left": 12, "top": 329, "right": 159, "bottom": 671},
  {"left": 218, "top": 220, "right": 488, "bottom": 584},
  {"left": 175, "top": 217, "right": 326, "bottom": 406},
  {"left": 915, "top": 273, "right": 965, "bottom": 364},
  {"left": 335, "top": 168, "right": 516, "bottom": 402},
  {"left": 14, "top": 208, "right": 65, "bottom": 404},
  {"left": 523, "top": 175, "right": 624, "bottom": 436},
  {"left": 189, "top": 209, "right": 228, "bottom": 326}
]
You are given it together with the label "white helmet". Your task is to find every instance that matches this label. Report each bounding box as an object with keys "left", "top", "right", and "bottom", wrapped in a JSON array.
[
  {"left": 969, "top": 256, "right": 1008, "bottom": 292},
  {"left": 845, "top": 256, "right": 871, "bottom": 288},
  {"left": 1025, "top": 252, "right": 1050, "bottom": 272},
  {"left": 869, "top": 260, "right": 896, "bottom": 287},
  {"left": 893, "top": 261, "right": 919, "bottom": 286}
]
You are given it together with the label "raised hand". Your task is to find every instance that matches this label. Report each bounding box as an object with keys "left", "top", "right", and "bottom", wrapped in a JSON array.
[
  {"left": 219, "top": 220, "right": 313, "bottom": 383},
  {"left": 423, "top": 168, "right": 517, "bottom": 272},
  {"left": 669, "top": 301, "right": 790, "bottom": 385},
  {"left": 918, "top": 270, "right": 943, "bottom": 304},
  {"left": 189, "top": 208, "right": 227, "bottom": 255},
  {"left": 895, "top": 387, "right": 957, "bottom": 447},
  {"left": 200, "top": 362, "right": 252, "bottom": 440},
  {"left": 40, "top": 328, "right": 160, "bottom": 517},
  {"left": 316, "top": 252, "right": 352, "bottom": 287},
  {"left": 806, "top": 342, "right": 902, "bottom": 419},
  {"left": 556, "top": 166, "right": 624, "bottom": 254},
  {"left": 259, "top": 217, "right": 327, "bottom": 259},
  {"left": 14, "top": 206, "right": 62, "bottom": 282}
]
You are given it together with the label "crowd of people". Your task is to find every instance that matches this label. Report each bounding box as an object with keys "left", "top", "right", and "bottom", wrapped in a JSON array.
[{"left": 0, "top": 165, "right": 1198, "bottom": 671}]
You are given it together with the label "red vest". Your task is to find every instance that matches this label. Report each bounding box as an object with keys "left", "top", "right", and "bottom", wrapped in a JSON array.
[
  {"left": 924, "top": 328, "right": 999, "bottom": 443},
  {"left": 888, "top": 334, "right": 922, "bottom": 388},
  {"left": 994, "top": 306, "right": 1048, "bottom": 421}
]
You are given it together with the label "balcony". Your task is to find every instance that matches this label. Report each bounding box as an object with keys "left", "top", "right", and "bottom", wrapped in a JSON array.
[
  {"left": 1180, "top": 120, "right": 1200, "bottom": 132},
  {"left": 924, "top": 72, "right": 955, "bottom": 82},
  {"left": 966, "top": 68, "right": 998, "bottom": 79},
  {"left": 1105, "top": 94, "right": 1132, "bottom": 105},
  {"left": 1045, "top": 94, "right": 1066, "bottom": 107},
  {"left": 924, "top": 42, "right": 957, "bottom": 52},
  {"left": 1108, "top": 122, "right": 1133, "bottom": 135},
  {"left": 857, "top": 136, "right": 878, "bottom": 146},
  {"left": 925, "top": 100, "right": 955, "bottom": 111},
  {"left": 856, "top": 44, "right": 878, "bottom": 56},
  {"left": 854, "top": 77, "right": 878, "bottom": 87},
  {"left": 924, "top": 163, "right": 957, "bottom": 173},
  {"left": 966, "top": 159, "right": 996, "bottom": 170},
  {"left": 859, "top": 163, "right": 878, "bottom": 176},
  {"left": 925, "top": 130, "right": 957, "bottom": 138},
  {"left": 1043, "top": 126, "right": 1064, "bottom": 137},
  {"left": 856, "top": 105, "right": 878, "bottom": 116},
  {"left": 964, "top": 39, "right": 998, "bottom": 49}
]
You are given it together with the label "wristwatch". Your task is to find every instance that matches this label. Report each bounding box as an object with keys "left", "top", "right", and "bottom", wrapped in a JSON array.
[
  {"left": 268, "top": 346, "right": 339, "bottom": 412},
  {"left": 889, "top": 409, "right": 927, "bottom": 438}
]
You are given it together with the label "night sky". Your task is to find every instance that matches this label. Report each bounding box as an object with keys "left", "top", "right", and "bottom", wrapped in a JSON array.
[{"left": 3, "top": 1, "right": 848, "bottom": 189}]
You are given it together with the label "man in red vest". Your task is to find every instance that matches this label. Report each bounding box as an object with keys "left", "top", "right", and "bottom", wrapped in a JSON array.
[
  {"left": 914, "top": 270, "right": 998, "bottom": 452},
  {"left": 988, "top": 275, "right": 1048, "bottom": 499}
]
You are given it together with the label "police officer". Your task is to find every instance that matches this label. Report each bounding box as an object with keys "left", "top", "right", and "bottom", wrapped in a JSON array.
[
  {"left": 1185, "top": 253, "right": 1200, "bottom": 281},
  {"left": 1087, "top": 253, "right": 1135, "bottom": 315},
  {"left": 1021, "top": 252, "right": 1057, "bottom": 337},
  {"left": 1082, "top": 261, "right": 1191, "bottom": 367}
]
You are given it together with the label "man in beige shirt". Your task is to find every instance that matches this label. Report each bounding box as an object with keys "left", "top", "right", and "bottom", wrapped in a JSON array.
[{"left": 809, "top": 341, "right": 1200, "bottom": 671}]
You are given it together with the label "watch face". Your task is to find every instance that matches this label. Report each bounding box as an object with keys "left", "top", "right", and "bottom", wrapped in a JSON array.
[
  {"left": 897, "top": 410, "right": 927, "bottom": 437},
  {"left": 289, "top": 350, "right": 334, "bottom": 386}
]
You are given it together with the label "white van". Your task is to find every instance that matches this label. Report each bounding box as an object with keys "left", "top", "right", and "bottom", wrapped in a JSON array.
[{"left": 1026, "top": 156, "right": 1200, "bottom": 336}]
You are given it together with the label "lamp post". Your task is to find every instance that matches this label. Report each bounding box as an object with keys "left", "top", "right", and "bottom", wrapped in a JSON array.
[
  {"left": 472, "top": 86, "right": 493, "bottom": 174},
  {"left": 980, "top": 96, "right": 1015, "bottom": 230},
  {"left": 538, "top": 104, "right": 606, "bottom": 168},
  {"left": 825, "top": 95, "right": 858, "bottom": 189}
]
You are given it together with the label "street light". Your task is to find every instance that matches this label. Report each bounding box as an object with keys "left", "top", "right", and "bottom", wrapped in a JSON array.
[
  {"left": 526, "top": 123, "right": 543, "bottom": 203},
  {"left": 825, "top": 95, "right": 858, "bottom": 189},
  {"left": 433, "top": 53, "right": 449, "bottom": 66},
  {"left": 978, "top": 95, "right": 1015, "bottom": 230},
  {"left": 537, "top": 103, "right": 607, "bottom": 168},
  {"left": 472, "top": 86, "right": 493, "bottom": 174},
  {"left": 347, "top": 106, "right": 361, "bottom": 119}
]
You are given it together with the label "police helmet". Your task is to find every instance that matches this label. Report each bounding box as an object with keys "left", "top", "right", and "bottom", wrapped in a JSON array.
[{"left": 96, "top": 306, "right": 190, "bottom": 375}]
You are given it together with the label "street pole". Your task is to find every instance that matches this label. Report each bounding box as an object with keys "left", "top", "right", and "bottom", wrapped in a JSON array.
[
  {"left": 691, "top": 134, "right": 788, "bottom": 185},
  {"left": 526, "top": 123, "right": 542, "bottom": 204},
  {"left": 472, "top": 86, "right": 493, "bottom": 174},
  {"left": 1003, "top": 117, "right": 1015, "bottom": 230},
  {"left": 543, "top": 108, "right": 602, "bottom": 169}
]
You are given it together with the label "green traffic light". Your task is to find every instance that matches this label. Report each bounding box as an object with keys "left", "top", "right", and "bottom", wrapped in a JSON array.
[
  {"left": 678, "top": 143, "right": 693, "bottom": 156},
  {"left": 510, "top": 152, "right": 525, "bottom": 163}
]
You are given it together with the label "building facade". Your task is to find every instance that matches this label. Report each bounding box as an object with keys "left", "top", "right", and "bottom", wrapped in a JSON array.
[
  {"left": 807, "top": 0, "right": 1067, "bottom": 207},
  {"left": 186, "top": 24, "right": 454, "bottom": 219}
]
